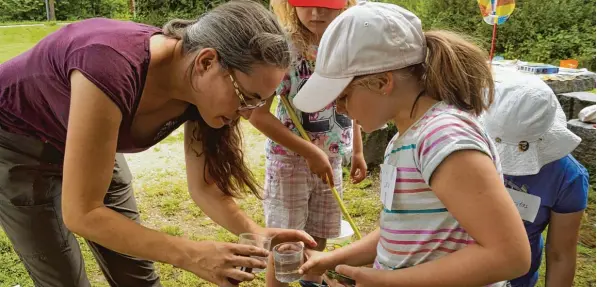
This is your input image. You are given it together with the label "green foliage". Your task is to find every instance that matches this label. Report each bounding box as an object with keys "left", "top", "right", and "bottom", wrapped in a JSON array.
[
  {"left": 134, "top": 0, "right": 269, "bottom": 27},
  {"left": 134, "top": 0, "right": 596, "bottom": 71},
  {"left": 2, "top": 0, "right": 593, "bottom": 71},
  {"left": 496, "top": 0, "right": 596, "bottom": 70},
  {"left": 0, "top": 0, "right": 130, "bottom": 22},
  {"left": 55, "top": 0, "right": 131, "bottom": 20},
  {"left": 386, "top": 0, "right": 596, "bottom": 71},
  {"left": 134, "top": 0, "right": 215, "bottom": 27},
  {"left": 0, "top": 0, "right": 46, "bottom": 22},
  {"left": 134, "top": 0, "right": 268, "bottom": 27}
]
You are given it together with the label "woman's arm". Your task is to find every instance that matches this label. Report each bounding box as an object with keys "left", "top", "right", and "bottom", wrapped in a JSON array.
[
  {"left": 183, "top": 121, "right": 317, "bottom": 247},
  {"left": 545, "top": 211, "right": 584, "bottom": 286},
  {"left": 62, "top": 70, "right": 189, "bottom": 266},
  {"left": 373, "top": 150, "right": 530, "bottom": 287},
  {"left": 62, "top": 71, "right": 271, "bottom": 286},
  {"left": 183, "top": 122, "right": 262, "bottom": 235}
]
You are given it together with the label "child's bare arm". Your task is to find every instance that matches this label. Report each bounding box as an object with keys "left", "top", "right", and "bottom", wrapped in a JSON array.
[
  {"left": 249, "top": 96, "right": 334, "bottom": 184},
  {"left": 249, "top": 97, "right": 317, "bottom": 158},
  {"left": 299, "top": 227, "right": 380, "bottom": 276},
  {"left": 352, "top": 121, "right": 363, "bottom": 155},
  {"left": 350, "top": 121, "right": 367, "bottom": 183}
]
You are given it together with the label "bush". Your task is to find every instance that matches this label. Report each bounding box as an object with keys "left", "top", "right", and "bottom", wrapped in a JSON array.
[
  {"left": 134, "top": 0, "right": 267, "bottom": 27},
  {"left": 496, "top": 0, "right": 596, "bottom": 71},
  {"left": 0, "top": 0, "right": 46, "bottom": 22},
  {"left": 2, "top": 0, "right": 594, "bottom": 71},
  {"left": 56, "top": 0, "right": 130, "bottom": 20},
  {"left": 134, "top": 0, "right": 214, "bottom": 27},
  {"left": 386, "top": 0, "right": 596, "bottom": 71},
  {"left": 0, "top": 0, "right": 130, "bottom": 22}
]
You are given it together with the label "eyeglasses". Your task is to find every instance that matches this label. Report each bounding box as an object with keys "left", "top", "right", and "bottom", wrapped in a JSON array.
[{"left": 229, "top": 74, "right": 267, "bottom": 111}]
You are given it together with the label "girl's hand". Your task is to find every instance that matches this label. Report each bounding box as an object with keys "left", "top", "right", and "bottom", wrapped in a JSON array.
[
  {"left": 322, "top": 273, "right": 348, "bottom": 287},
  {"left": 350, "top": 152, "right": 367, "bottom": 184},
  {"left": 305, "top": 146, "right": 335, "bottom": 185},
  {"left": 299, "top": 249, "right": 336, "bottom": 277},
  {"left": 323, "top": 265, "right": 391, "bottom": 287}
]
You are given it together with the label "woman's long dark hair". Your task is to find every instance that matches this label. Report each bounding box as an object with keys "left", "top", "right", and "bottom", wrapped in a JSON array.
[
  {"left": 190, "top": 116, "right": 260, "bottom": 198},
  {"left": 163, "top": 0, "right": 291, "bottom": 198}
]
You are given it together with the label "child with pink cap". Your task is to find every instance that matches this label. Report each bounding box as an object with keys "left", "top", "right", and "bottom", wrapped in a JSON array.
[{"left": 249, "top": 0, "right": 365, "bottom": 286}]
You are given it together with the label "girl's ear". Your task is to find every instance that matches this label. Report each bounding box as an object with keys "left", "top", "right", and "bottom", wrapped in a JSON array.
[{"left": 381, "top": 72, "right": 394, "bottom": 96}]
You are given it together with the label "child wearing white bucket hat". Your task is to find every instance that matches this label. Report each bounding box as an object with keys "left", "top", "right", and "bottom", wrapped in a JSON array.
[
  {"left": 296, "top": 1, "right": 530, "bottom": 286},
  {"left": 483, "top": 69, "right": 589, "bottom": 287}
]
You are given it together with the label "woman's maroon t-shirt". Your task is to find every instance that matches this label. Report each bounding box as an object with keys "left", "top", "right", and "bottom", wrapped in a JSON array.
[{"left": 0, "top": 18, "right": 197, "bottom": 154}]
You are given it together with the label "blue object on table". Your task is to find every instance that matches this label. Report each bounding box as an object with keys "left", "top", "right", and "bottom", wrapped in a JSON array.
[{"left": 517, "top": 63, "right": 560, "bottom": 74}]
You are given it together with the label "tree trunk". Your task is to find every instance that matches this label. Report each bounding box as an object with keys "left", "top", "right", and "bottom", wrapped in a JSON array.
[
  {"left": 94, "top": 0, "right": 101, "bottom": 16},
  {"left": 48, "top": 0, "right": 56, "bottom": 21},
  {"left": 129, "top": 0, "right": 136, "bottom": 17}
]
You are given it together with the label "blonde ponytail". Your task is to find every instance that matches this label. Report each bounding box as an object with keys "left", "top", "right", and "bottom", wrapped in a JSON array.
[{"left": 423, "top": 30, "right": 494, "bottom": 116}]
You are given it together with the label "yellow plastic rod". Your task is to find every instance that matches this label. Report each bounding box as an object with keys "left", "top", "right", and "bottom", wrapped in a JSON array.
[{"left": 279, "top": 95, "right": 362, "bottom": 240}]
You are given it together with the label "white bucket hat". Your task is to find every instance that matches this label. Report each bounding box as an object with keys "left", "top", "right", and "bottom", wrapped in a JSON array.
[
  {"left": 293, "top": 0, "right": 426, "bottom": 113},
  {"left": 482, "top": 68, "right": 581, "bottom": 176}
]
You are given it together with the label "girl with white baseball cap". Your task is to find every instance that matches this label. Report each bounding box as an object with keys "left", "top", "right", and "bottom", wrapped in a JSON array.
[
  {"left": 295, "top": 1, "right": 530, "bottom": 286},
  {"left": 483, "top": 69, "right": 589, "bottom": 287}
]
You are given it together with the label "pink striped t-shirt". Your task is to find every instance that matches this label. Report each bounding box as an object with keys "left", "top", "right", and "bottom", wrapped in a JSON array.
[{"left": 374, "top": 102, "right": 505, "bottom": 286}]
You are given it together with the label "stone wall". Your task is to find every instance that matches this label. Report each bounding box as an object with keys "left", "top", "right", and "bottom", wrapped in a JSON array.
[
  {"left": 558, "top": 92, "right": 596, "bottom": 120},
  {"left": 361, "top": 125, "right": 398, "bottom": 168},
  {"left": 567, "top": 119, "right": 596, "bottom": 172}
]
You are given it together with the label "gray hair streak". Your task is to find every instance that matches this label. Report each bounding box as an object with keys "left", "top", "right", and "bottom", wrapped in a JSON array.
[
  {"left": 163, "top": 0, "right": 292, "bottom": 74},
  {"left": 161, "top": 0, "right": 292, "bottom": 199}
]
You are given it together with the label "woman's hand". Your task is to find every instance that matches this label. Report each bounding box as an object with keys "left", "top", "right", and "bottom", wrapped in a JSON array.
[
  {"left": 259, "top": 227, "right": 318, "bottom": 249},
  {"left": 305, "top": 146, "right": 335, "bottom": 185},
  {"left": 179, "top": 240, "right": 269, "bottom": 286},
  {"left": 350, "top": 152, "right": 367, "bottom": 184}
]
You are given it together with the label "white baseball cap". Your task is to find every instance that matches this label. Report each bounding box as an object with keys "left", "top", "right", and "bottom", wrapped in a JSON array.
[
  {"left": 293, "top": 1, "right": 426, "bottom": 113},
  {"left": 481, "top": 68, "right": 581, "bottom": 176}
]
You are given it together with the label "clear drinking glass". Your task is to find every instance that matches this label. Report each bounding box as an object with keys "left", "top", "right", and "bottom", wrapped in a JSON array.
[
  {"left": 227, "top": 233, "right": 273, "bottom": 285},
  {"left": 238, "top": 233, "right": 272, "bottom": 273},
  {"left": 273, "top": 242, "right": 304, "bottom": 283}
]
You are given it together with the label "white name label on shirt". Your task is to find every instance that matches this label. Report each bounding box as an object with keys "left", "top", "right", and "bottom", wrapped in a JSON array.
[
  {"left": 380, "top": 164, "right": 397, "bottom": 210},
  {"left": 507, "top": 188, "right": 541, "bottom": 223}
]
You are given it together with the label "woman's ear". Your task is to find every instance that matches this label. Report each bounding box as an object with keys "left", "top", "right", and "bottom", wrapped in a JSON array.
[{"left": 194, "top": 48, "right": 219, "bottom": 76}]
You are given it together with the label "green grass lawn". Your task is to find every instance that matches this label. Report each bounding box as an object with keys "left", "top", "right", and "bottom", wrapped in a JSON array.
[
  {"left": 0, "top": 23, "right": 595, "bottom": 287},
  {"left": 0, "top": 23, "right": 62, "bottom": 63},
  {"left": 0, "top": 21, "right": 71, "bottom": 26}
]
